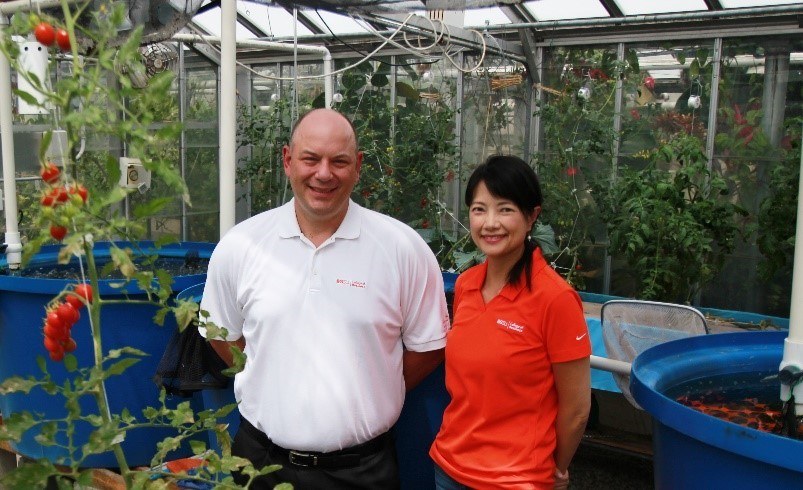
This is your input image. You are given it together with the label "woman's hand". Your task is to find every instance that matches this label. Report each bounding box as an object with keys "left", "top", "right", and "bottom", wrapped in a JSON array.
[{"left": 554, "top": 468, "right": 569, "bottom": 489}]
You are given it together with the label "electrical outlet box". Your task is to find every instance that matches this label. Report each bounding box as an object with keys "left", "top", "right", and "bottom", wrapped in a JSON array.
[{"left": 119, "top": 157, "right": 151, "bottom": 192}]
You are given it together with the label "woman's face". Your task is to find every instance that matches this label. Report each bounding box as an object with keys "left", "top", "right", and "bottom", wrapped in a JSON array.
[{"left": 469, "top": 181, "right": 539, "bottom": 263}]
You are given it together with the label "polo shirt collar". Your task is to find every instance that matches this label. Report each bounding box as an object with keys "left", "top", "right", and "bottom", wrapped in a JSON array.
[
  {"left": 464, "top": 247, "right": 550, "bottom": 300},
  {"left": 277, "top": 198, "right": 362, "bottom": 240}
]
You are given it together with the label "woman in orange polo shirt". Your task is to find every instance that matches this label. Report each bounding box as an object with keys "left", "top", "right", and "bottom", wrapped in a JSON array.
[{"left": 430, "top": 155, "right": 591, "bottom": 489}]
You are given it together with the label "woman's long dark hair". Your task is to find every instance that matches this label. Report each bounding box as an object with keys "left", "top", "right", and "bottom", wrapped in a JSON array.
[{"left": 465, "top": 155, "right": 543, "bottom": 289}]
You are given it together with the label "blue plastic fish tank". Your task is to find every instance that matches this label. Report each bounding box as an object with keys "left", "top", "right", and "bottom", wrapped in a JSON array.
[{"left": 0, "top": 241, "right": 214, "bottom": 467}]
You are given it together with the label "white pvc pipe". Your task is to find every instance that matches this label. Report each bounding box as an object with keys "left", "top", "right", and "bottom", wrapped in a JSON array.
[
  {"left": 786, "top": 133, "right": 803, "bottom": 344},
  {"left": 779, "top": 124, "right": 803, "bottom": 414},
  {"left": 219, "top": 0, "right": 236, "bottom": 237},
  {"left": 590, "top": 355, "right": 632, "bottom": 376},
  {"left": 1, "top": 0, "right": 80, "bottom": 269},
  {"left": 171, "top": 34, "right": 334, "bottom": 108},
  {"left": 0, "top": 14, "right": 22, "bottom": 268}
]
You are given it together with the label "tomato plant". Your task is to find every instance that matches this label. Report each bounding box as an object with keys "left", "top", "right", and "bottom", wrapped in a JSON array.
[{"left": 0, "top": 3, "right": 257, "bottom": 488}]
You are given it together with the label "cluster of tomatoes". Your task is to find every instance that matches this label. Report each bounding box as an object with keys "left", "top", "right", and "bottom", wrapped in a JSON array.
[
  {"left": 39, "top": 163, "right": 88, "bottom": 241},
  {"left": 33, "top": 20, "right": 71, "bottom": 52},
  {"left": 43, "top": 284, "right": 93, "bottom": 362}
]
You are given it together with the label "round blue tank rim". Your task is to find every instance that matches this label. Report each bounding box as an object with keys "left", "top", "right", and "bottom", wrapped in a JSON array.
[
  {"left": 630, "top": 330, "right": 803, "bottom": 472},
  {"left": 0, "top": 241, "right": 216, "bottom": 295},
  {"left": 177, "top": 282, "right": 206, "bottom": 303}
]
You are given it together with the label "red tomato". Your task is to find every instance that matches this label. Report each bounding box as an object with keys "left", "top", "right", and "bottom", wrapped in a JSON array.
[
  {"left": 44, "top": 335, "right": 61, "bottom": 353},
  {"left": 40, "top": 163, "right": 60, "bottom": 184},
  {"left": 55, "top": 28, "right": 70, "bottom": 51},
  {"left": 49, "top": 349, "right": 65, "bottom": 362},
  {"left": 56, "top": 302, "right": 80, "bottom": 326},
  {"left": 41, "top": 192, "right": 55, "bottom": 207},
  {"left": 74, "top": 283, "right": 93, "bottom": 304},
  {"left": 34, "top": 22, "right": 56, "bottom": 47},
  {"left": 69, "top": 184, "right": 88, "bottom": 203},
  {"left": 62, "top": 338, "right": 77, "bottom": 353},
  {"left": 46, "top": 311, "right": 64, "bottom": 329},
  {"left": 55, "top": 187, "right": 69, "bottom": 203},
  {"left": 50, "top": 225, "right": 68, "bottom": 241},
  {"left": 65, "top": 293, "right": 83, "bottom": 310},
  {"left": 44, "top": 321, "right": 67, "bottom": 341}
]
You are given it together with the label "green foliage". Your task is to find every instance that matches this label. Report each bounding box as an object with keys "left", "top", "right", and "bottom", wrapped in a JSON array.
[
  {"left": 595, "top": 134, "right": 746, "bottom": 303},
  {"left": 756, "top": 122, "right": 801, "bottom": 281},
  {"left": 534, "top": 52, "right": 629, "bottom": 288},
  {"left": 236, "top": 61, "right": 464, "bottom": 270},
  {"left": 235, "top": 99, "right": 292, "bottom": 214}
]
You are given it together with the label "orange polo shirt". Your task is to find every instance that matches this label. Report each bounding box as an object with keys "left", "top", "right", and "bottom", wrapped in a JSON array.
[{"left": 430, "top": 249, "right": 591, "bottom": 489}]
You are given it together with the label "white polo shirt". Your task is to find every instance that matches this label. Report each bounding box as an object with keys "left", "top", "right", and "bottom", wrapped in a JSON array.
[{"left": 200, "top": 199, "right": 449, "bottom": 452}]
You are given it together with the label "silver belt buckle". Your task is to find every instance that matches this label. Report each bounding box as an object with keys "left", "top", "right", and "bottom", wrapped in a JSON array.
[{"left": 288, "top": 450, "right": 317, "bottom": 467}]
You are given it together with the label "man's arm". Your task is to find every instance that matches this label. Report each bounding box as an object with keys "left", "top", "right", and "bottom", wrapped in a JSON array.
[
  {"left": 210, "top": 338, "right": 246, "bottom": 367},
  {"left": 402, "top": 348, "right": 444, "bottom": 391}
]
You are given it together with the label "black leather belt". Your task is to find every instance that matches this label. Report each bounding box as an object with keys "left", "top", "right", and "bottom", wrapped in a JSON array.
[{"left": 239, "top": 416, "right": 390, "bottom": 469}]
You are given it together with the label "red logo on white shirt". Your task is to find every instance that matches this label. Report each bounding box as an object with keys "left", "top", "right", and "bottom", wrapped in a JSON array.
[{"left": 335, "top": 278, "right": 366, "bottom": 289}]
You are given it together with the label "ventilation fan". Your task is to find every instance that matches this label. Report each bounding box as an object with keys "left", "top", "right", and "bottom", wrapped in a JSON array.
[{"left": 123, "top": 42, "right": 177, "bottom": 88}]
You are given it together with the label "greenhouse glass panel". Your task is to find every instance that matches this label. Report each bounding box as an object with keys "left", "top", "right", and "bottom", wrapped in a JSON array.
[
  {"left": 192, "top": 6, "right": 263, "bottom": 39},
  {"left": 235, "top": 100, "right": 291, "bottom": 216},
  {"left": 536, "top": 45, "right": 620, "bottom": 295},
  {"left": 251, "top": 64, "right": 281, "bottom": 108},
  {"left": 306, "top": 9, "right": 373, "bottom": 35},
  {"left": 185, "top": 66, "right": 218, "bottom": 121},
  {"left": 281, "top": 62, "right": 324, "bottom": 109},
  {"left": 14, "top": 180, "right": 43, "bottom": 238},
  {"left": 720, "top": 0, "right": 803, "bottom": 7},
  {"left": 463, "top": 7, "right": 511, "bottom": 27},
  {"left": 619, "top": 42, "right": 713, "bottom": 165},
  {"left": 235, "top": 4, "right": 315, "bottom": 37},
  {"left": 609, "top": 41, "right": 717, "bottom": 304},
  {"left": 615, "top": 0, "right": 707, "bottom": 16},
  {"left": 700, "top": 38, "right": 803, "bottom": 317},
  {"left": 523, "top": 0, "right": 610, "bottom": 20},
  {"left": 461, "top": 55, "right": 528, "bottom": 164},
  {"left": 185, "top": 145, "right": 220, "bottom": 241},
  {"left": 184, "top": 123, "right": 218, "bottom": 147}
]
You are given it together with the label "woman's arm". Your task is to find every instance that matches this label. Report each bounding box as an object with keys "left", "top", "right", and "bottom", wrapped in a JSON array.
[{"left": 552, "top": 357, "right": 591, "bottom": 476}]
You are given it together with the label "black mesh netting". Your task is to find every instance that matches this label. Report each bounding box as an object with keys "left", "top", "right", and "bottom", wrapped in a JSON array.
[{"left": 153, "top": 325, "right": 230, "bottom": 397}]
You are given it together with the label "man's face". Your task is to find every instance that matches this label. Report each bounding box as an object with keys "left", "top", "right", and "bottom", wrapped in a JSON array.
[{"left": 283, "top": 110, "right": 362, "bottom": 227}]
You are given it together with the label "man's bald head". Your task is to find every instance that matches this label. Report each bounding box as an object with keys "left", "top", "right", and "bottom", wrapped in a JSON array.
[{"left": 289, "top": 109, "right": 359, "bottom": 151}]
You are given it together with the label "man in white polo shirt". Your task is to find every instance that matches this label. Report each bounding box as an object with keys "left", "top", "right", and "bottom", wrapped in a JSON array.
[{"left": 200, "top": 108, "right": 450, "bottom": 489}]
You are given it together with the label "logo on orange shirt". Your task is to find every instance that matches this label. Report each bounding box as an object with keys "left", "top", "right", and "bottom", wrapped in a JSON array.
[{"left": 496, "top": 318, "right": 525, "bottom": 333}]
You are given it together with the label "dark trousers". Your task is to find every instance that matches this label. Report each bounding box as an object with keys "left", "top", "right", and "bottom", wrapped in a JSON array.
[{"left": 232, "top": 417, "right": 400, "bottom": 490}]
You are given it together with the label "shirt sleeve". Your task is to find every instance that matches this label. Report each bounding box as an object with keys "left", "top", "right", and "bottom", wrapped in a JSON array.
[
  {"left": 543, "top": 289, "right": 592, "bottom": 363},
  {"left": 199, "top": 235, "right": 245, "bottom": 341},
  {"left": 399, "top": 230, "right": 450, "bottom": 352}
]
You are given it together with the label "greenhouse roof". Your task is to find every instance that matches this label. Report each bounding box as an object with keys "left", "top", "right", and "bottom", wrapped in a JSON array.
[{"left": 191, "top": 0, "right": 803, "bottom": 41}]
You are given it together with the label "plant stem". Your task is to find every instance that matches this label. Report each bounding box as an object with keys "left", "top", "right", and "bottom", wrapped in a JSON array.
[{"left": 84, "top": 241, "right": 131, "bottom": 479}]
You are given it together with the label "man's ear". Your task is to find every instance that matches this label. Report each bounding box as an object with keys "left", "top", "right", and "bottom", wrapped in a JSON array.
[
  {"left": 355, "top": 150, "right": 364, "bottom": 177},
  {"left": 282, "top": 145, "right": 291, "bottom": 173}
]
